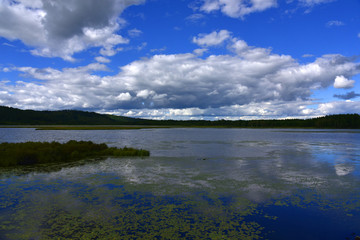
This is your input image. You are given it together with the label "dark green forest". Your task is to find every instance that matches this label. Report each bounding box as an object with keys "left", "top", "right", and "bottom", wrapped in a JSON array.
[
  {"left": 0, "top": 106, "right": 359, "bottom": 129},
  {"left": 0, "top": 106, "right": 141, "bottom": 125}
]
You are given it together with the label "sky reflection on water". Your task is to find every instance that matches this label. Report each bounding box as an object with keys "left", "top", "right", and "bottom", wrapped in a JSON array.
[{"left": 1, "top": 128, "right": 360, "bottom": 239}]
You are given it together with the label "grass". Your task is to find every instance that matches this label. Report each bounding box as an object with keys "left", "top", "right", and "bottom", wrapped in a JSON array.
[{"left": 0, "top": 140, "right": 150, "bottom": 167}]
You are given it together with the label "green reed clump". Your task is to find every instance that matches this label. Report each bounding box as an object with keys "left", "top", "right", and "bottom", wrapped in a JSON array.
[{"left": 0, "top": 140, "right": 149, "bottom": 167}]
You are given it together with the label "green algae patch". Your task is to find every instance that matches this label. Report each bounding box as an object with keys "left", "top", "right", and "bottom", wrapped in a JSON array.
[{"left": 0, "top": 141, "right": 150, "bottom": 167}]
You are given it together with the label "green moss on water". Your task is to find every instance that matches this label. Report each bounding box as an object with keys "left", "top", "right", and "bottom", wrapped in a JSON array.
[{"left": 0, "top": 141, "right": 150, "bottom": 167}]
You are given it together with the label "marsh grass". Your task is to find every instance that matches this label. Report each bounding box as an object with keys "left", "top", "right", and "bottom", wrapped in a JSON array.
[{"left": 0, "top": 140, "right": 150, "bottom": 167}]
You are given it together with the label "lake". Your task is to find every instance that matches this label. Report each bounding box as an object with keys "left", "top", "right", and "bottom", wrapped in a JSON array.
[{"left": 1, "top": 128, "right": 360, "bottom": 239}]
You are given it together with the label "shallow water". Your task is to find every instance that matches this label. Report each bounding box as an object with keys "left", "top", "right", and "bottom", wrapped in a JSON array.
[{"left": 1, "top": 128, "right": 360, "bottom": 239}]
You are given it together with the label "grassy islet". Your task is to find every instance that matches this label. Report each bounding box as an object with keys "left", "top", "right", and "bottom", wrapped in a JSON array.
[{"left": 0, "top": 140, "right": 149, "bottom": 167}]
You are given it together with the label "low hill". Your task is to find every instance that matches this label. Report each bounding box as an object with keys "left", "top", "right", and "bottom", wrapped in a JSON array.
[
  {"left": 0, "top": 106, "right": 144, "bottom": 125},
  {"left": 0, "top": 106, "right": 359, "bottom": 129}
]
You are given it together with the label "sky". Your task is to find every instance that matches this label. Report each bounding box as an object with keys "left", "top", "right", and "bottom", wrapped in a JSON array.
[{"left": 0, "top": 0, "right": 359, "bottom": 120}]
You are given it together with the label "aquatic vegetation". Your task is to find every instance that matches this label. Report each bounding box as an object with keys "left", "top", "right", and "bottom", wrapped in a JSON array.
[
  {"left": 1, "top": 128, "right": 359, "bottom": 239},
  {"left": 2, "top": 170, "right": 359, "bottom": 239},
  {"left": 0, "top": 180, "right": 265, "bottom": 240},
  {"left": 0, "top": 141, "right": 150, "bottom": 167}
]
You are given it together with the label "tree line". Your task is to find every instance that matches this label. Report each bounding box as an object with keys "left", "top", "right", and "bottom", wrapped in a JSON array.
[{"left": 0, "top": 106, "right": 359, "bottom": 129}]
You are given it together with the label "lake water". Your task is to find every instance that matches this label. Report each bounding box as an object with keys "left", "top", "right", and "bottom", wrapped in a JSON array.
[{"left": 1, "top": 128, "right": 360, "bottom": 239}]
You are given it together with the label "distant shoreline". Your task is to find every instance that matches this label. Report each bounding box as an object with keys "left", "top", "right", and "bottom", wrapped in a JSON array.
[
  {"left": 0, "top": 125, "right": 171, "bottom": 130},
  {"left": 1, "top": 106, "right": 359, "bottom": 129},
  {"left": 1, "top": 125, "right": 360, "bottom": 131}
]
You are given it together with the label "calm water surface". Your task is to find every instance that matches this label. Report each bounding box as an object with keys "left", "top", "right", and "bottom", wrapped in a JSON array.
[{"left": 1, "top": 128, "right": 360, "bottom": 239}]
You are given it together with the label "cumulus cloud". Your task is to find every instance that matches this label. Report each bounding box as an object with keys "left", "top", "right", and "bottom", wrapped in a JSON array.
[
  {"left": 317, "top": 101, "right": 360, "bottom": 115},
  {"left": 0, "top": 0, "right": 46, "bottom": 46},
  {"left": 102, "top": 99, "right": 359, "bottom": 120},
  {"left": 116, "top": 92, "right": 132, "bottom": 101},
  {"left": 193, "top": 30, "right": 231, "bottom": 47},
  {"left": 333, "top": 75, "right": 355, "bottom": 89},
  {"left": 333, "top": 91, "right": 360, "bottom": 100},
  {"left": 0, "top": 0, "right": 145, "bottom": 61},
  {"left": 198, "top": 0, "right": 277, "bottom": 18},
  {"left": 196, "top": 0, "right": 337, "bottom": 17},
  {"left": 1, "top": 34, "right": 359, "bottom": 119},
  {"left": 194, "top": 30, "right": 275, "bottom": 61}
]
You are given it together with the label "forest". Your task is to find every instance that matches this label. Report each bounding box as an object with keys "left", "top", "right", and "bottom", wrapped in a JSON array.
[{"left": 0, "top": 106, "right": 359, "bottom": 129}]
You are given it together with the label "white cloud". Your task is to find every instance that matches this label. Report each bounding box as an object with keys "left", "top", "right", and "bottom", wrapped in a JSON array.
[
  {"left": 229, "top": 38, "right": 274, "bottom": 60},
  {"left": 2, "top": 42, "right": 15, "bottom": 47},
  {"left": 333, "top": 75, "right": 355, "bottom": 89},
  {"left": 116, "top": 92, "right": 132, "bottom": 101},
  {"left": 136, "top": 89, "right": 155, "bottom": 99},
  {"left": 1, "top": 67, "right": 10, "bottom": 72},
  {"left": 150, "top": 47, "right": 167, "bottom": 53},
  {"left": 1, "top": 28, "right": 359, "bottom": 119},
  {"left": 326, "top": 20, "right": 344, "bottom": 27},
  {"left": 186, "top": 13, "right": 206, "bottom": 23},
  {"left": 193, "top": 48, "right": 208, "bottom": 56},
  {"left": 95, "top": 56, "right": 111, "bottom": 63},
  {"left": 199, "top": 0, "right": 277, "bottom": 18},
  {"left": 128, "top": 28, "right": 143, "bottom": 37},
  {"left": 0, "top": 0, "right": 145, "bottom": 61},
  {"left": 317, "top": 101, "right": 360, "bottom": 115},
  {"left": 193, "top": 30, "right": 231, "bottom": 47},
  {"left": 100, "top": 99, "right": 358, "bottom": 120},
  {"left": 197, "top": 0, "right": 337, "bottom": 17},
  {"left": 0, "top": 1, "right": 47, "bottom": 46},
  {"left": 193, "top": 30, "right": 274, "bottom": 61},
  {"left": 200, "top": 0, "right": 220, "bottom": 12},
  {"left": 299, "top": 0, "right": 334, "bottom": 6},
  {"left": 2, "top": 47, "right": 359, "bottom": 118}
]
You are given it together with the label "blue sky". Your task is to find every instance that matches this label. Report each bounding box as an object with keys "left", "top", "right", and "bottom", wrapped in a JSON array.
[{"left": 0, "top": 0, "right": 359, "bottom": 120}]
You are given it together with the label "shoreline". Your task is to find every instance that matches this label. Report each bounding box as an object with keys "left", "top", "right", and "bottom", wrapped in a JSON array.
[{"left": 1, "top": 125, "right": 360, "bottom": 130}]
